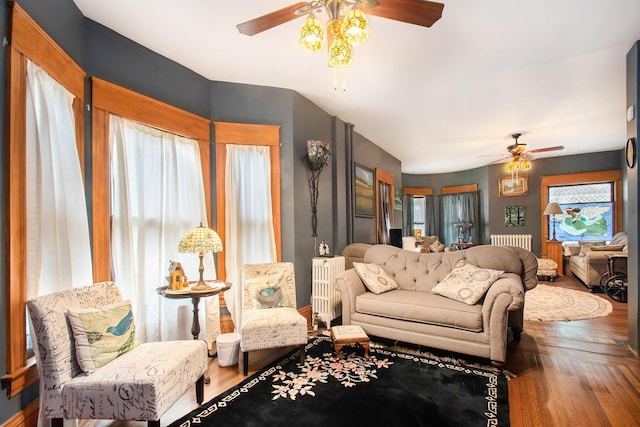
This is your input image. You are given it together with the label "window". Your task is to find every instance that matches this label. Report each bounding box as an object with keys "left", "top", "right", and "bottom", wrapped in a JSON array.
[
  {"left": 413, "top": 196, "right": 426, "bottom": 236},
  {"left": 3, "top": 3, "right": 86, "bottom": 397},
  {"left": 548, "top": 183, "right": 614, "bottom": 242}
]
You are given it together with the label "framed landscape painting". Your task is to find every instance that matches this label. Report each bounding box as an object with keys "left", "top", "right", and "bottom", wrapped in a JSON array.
[
  {"left": 499, "top": 176, "right": 528, "bottom": 197},
  {"left": 354, "top": 163, "right": 374, "bottom": 217}
]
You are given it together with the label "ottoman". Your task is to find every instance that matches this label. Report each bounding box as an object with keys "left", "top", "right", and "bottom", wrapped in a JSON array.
[
  {"left": 330, "top": 325, "right": 370, "bottom": 358},
  {"left": 537, "top": 257, "right": 558, "bottom": 282}
]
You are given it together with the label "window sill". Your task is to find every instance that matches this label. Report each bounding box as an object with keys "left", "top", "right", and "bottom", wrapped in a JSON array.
[{"left": 1, "top": 358, "right": 38, "bottom": 398}]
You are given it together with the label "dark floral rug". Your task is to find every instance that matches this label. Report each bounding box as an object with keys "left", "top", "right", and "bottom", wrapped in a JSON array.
[{"left": 170, "top": 336, "right": 509, "bottom": 427}]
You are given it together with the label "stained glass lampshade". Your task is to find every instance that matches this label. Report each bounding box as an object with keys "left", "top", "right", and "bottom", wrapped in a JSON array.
[{"left": 178, "top": 224, "right": 223, "bottom": 290}]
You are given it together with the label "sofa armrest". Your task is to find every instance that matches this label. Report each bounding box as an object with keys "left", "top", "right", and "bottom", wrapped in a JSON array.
[
  {"left": 583, "top": 250, "right": 627, "bottom": 262},
  {"left": 482, "top": 274, "right": 525, "bottom": 314},
  {"left": 334, "top": 269, "right": 367, "bottom": 325}
]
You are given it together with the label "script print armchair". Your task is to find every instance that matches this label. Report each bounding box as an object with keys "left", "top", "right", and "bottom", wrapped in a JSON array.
[
  {"left": 27, "top": 281, "right": 207, "bottom": 427},
  {"left": 240, "top": 262, "right": 307, "bottom": 375}
]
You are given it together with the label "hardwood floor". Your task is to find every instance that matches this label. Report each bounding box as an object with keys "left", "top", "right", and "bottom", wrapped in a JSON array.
[{"left": 83, "top": 275, "right": 639, "bottom": 427}]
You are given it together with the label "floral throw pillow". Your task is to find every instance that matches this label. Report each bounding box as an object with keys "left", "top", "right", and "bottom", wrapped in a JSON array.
[
  {"left": 67, "top": 300, "right": 138, "bottom": 373},
  {"left": 353, "top": 262, "right": 398, "bottom": 294},
  {"left": 432, "top": 260, "right": 504, "bottom": 305}
]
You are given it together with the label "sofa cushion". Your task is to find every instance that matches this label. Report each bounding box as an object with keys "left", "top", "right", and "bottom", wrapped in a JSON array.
[
  {"left": 432, "top": 260, "right": 504, "bottom": 305},
  {"left": 355, "top": 289, "right": 483, "bottom": 332},
  {"left": 353, "top": 262, "right": 399, "bottom": 294},
  {"left": 67, "top": 300, "right": 138, "bottom": 373}
]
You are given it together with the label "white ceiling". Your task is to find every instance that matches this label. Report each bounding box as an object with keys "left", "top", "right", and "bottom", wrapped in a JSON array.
[{"left": 72, "top": 0, "right": 640, "bottom": 174}]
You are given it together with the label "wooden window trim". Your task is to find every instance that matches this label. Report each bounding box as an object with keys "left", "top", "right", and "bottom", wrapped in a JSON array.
[
  {"left": 91, "top": 78, "right": 212, "bottom": 282},
  {"left": 441, "top": 184, "right": 478, "bottom": 194},
  {"left": 375, "top": 168, "right": 395, "bottom": 243},
  {"left": 213, "top": 121, "right": 282, "bottom": 280},
  {"left": 3, "top": 3, "right": 85, "bottom": 397},
  {"left": 540, "top": 170, "right": 622, "bottom": 257},
  {"left": 404, "top": 187, "right": 433, "bottom": 196}
]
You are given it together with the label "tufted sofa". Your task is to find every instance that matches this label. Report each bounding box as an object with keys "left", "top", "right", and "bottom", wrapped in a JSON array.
[{"left": 335, "top": 244, "right": 538, "bottom": 365}]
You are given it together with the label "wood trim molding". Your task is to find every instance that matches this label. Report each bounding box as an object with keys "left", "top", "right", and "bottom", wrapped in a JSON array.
[
  {"left": 540, "top": 170, "right": 623, "bottom": 257},
  {"left": 441, "top": 184, "right": 478, "bottom": 194},
  {"left": 403, "top": 187, "right": 433, "bottom": 196},
  {"left": 214, "top": 122, "right": 282, "bottom": 281},
  {"left": 4, "top": 3, "right": 85, "bottom": 396},
  {"left": 91, "top": 79, "right": 212, "bottom": 281},
  {"left": 2, "top": 397, "right": 39, "bottom": 427}
]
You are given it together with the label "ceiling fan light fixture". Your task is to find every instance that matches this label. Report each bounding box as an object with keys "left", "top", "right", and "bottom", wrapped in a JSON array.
[
  {"left": 342, "top": 9, "right": 370, "bottom": 46},
  {"left": 328, "top": 35, "right": 352, "bottom": 68},
  {"left": 299, "top": 15, "right": 325, "bottom": 52}
]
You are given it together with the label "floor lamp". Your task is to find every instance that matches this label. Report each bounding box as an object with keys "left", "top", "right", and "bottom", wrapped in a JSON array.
[{"left": 543, "top": 202, "right": 563, "bottom": 241}]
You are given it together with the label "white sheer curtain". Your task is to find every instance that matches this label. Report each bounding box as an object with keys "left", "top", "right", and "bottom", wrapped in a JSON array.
[
  {"left": 25, "top": 60, "right": 93, "bottom": 299},
  {"left": 110, "top": 115, "right": 220, "bottom": 346},
  {"left": 225, "top": 144, "right": 277, "bottom": 330},
  {"left": 26, "top": 60, "right": 93, "bottom": 427}
]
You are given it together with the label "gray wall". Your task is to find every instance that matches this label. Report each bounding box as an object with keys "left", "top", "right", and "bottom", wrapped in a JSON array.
[
  {"left": 403, "top": 151, "right": 622, "bottom": 255},
  {"left": 0, "top": 1, "right": 399, "bottom": 421}
]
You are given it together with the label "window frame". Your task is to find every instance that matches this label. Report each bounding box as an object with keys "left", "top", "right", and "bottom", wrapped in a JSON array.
[
  {"left": 91, "top": 78, "right": 212, "bottom": 282},
  {"left": 540, "top": 171, "right": 623, "bottom": 257},
  {"left": 2, "top": 3, "right": 86, "bottom": 397}
]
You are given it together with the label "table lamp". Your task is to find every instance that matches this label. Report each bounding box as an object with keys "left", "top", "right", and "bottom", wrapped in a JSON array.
[
  {"left": 178, "top": 223, "right": 223, "bottom": 290},
  {"left": 543, "top": 202, "right": 563, "bottom": 241}
]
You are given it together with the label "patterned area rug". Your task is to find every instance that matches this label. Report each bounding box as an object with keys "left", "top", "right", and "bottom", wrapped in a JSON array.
[
  {"left": 170, "top": 336, "right": 509, "bottom": 426},
  {"left": 524, "top": 284, "right": 613, "bottom": 321}
]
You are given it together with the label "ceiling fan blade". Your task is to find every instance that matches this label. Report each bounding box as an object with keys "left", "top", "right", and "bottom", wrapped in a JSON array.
[
  {"left": 528, "top": 145, "right": 565, "bottom": 154},
  {"left": 366, "top": 0, "right": 445, "bottom": 28},
  {"left": 237, "top": 2, "right": 308, "bottom": 36}
]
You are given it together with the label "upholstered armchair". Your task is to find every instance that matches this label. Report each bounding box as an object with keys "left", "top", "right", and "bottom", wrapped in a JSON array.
[
  {"left": 240, "top": 262, "right": 307, "bottom": 375},
  {"left": 27, "top": 282, "right": 207, "bottom": 427}
]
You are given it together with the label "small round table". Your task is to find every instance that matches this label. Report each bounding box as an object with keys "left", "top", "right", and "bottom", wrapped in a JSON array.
[{"left": 157, "top": 282, "right": 232, "bottom": 341}]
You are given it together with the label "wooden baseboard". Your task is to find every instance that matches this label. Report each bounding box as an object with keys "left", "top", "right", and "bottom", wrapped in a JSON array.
[{"left": 2, "top": 398, "right": 39, "bottom": 427}]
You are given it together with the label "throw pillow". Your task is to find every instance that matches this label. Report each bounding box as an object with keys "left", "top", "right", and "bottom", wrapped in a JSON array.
[
  {"left": 578, "top": 241, "right": 605, "bottom": 256},
  {"left": 245, "top": 273, "right": 291, "bottom": 309},
  {"left": 353, "top": 262, "right": 399, "bottom": 295},
  {"left": 67, "top": 300, "right": 138, "bottom": 373},
  {"left": 589, "top": 245, "right": 625, "bottom": 252},
  {"left": 432, "top": 260, "right": 504, "bottom": 305}
]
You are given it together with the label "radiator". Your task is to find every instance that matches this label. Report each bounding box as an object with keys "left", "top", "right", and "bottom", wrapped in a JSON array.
[
  {"left": 312, "top": 256, "right": 345, "bottom": 329},
  {"left": 490, "top": 234, "right": 532, "bottom": 251}
]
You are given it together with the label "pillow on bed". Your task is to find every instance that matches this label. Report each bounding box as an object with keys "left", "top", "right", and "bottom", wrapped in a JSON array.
[
  {"left": 353, "top": 262, "right": 398, "bottom": 295},
  {"left": 432, "top": 260, "right": 504, "bottom": 305}
]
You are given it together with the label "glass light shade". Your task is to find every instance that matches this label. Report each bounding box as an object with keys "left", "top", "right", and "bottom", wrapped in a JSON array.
[
  {"left": 328, "top": 36, "right": 352, "bottom": 68},
  {"left": 299, "top": 16, "right": 324, "bottom": 52},
  {"left": 342, "top": 9, "right": 370, "bottom": 46},
  {"left": 178, "top": 224, "right": 223, "bottom": 254},
  {"left": 520, "top": 159, "right": 531, "bottom": 170},
  {"left": 505, "top": 160, "right": 517, "bottom": 172}
]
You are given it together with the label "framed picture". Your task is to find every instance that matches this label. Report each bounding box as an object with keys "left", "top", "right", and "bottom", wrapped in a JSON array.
[
  {"left": 394, "top": 187, "right": 403, "bottom": 210},
  {"left": 505, "top": 205, "right": 525, "bottom": 226},
  {"left": 499, "top": 176, "right": 528, "bottom": 197},
  {"left": 354, "top": 163, "right": 375, "bottom": 217}
]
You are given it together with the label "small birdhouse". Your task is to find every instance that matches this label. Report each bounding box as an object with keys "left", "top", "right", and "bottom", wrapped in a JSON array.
[{"left": 166, "top": 261, "right": 187, "bottom": 290}]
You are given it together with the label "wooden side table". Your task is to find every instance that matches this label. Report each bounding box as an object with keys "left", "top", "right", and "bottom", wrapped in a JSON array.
[
  {"left": 546, "top": 240, "right": 564, "bottom": 277},
  {"left": 330, "top": 325, "right": 370, "bottom": 359},
  {"left": 452, "top": 242, "right": 476, "bottom": 251}
]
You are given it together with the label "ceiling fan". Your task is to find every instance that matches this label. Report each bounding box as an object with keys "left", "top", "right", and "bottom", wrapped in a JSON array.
[
  {"left": 488, "top": 133, "right": 565, "bottom": 166},
  {"left": 236, "top": 0, "right": 445, "bottom": 37}
]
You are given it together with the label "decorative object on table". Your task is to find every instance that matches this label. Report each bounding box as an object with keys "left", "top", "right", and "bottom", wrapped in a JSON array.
[
  {"left": 453, "top": 219, "right": 473, "bottom": 243},
  {"left": 354, "top": 162, "right": 374, "bottom": 217},
  {"left": 166, "top": 260, "right": 188, "bottom": 290},
  {"left": 543, "top": 201, "right": 563, "bottom": 240},
  {"left": 169, "top": 336, "right": 509, "bottom": 427},
  {"left": 304, "top": 140, "right": 331, "bottom": 255},
  {"left": 524, "top": 284, "right": 612, "bottom": 321},
  {"left": 178, "top": 223, "right": 223, "bottom": 291},
  {"left": 505, "top": 205, "right": 525, "bottom": 227},
  {"left": 499, "top": 175, "right": 528, "bottom": 197},
  {"left": 318, "top": 240, "right": 330, "bottom": 256}
]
